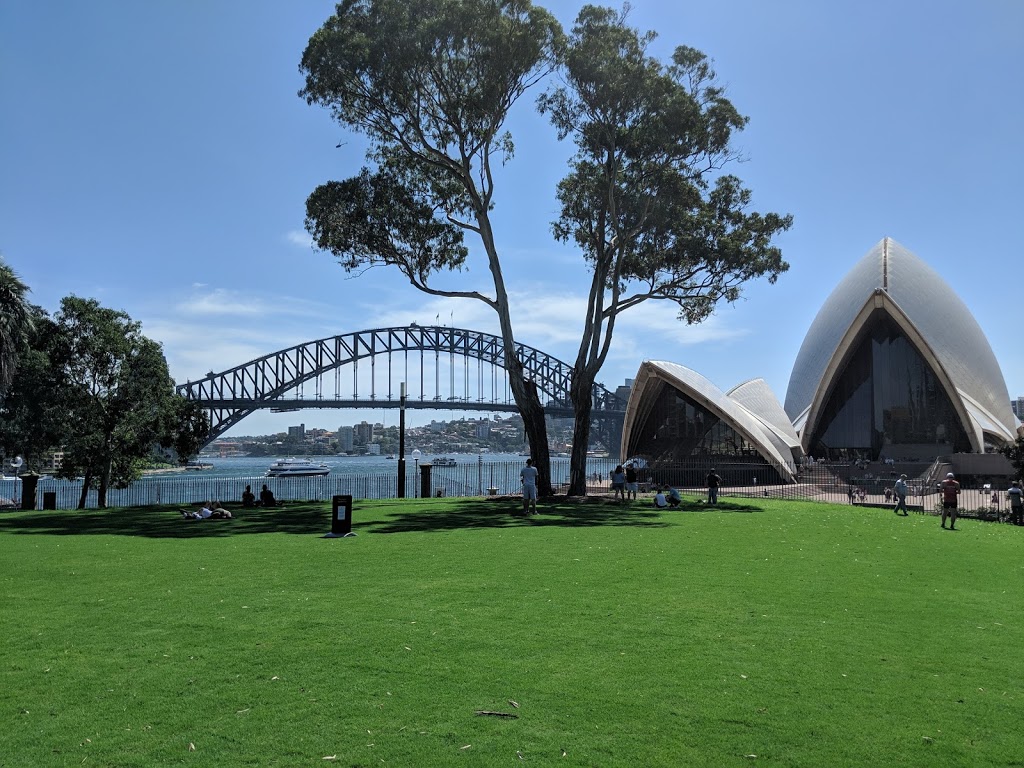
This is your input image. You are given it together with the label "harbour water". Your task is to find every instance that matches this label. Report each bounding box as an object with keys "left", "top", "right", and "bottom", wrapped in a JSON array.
[{"left": 9, "top": 453, "right": 616, "bottom": 510}]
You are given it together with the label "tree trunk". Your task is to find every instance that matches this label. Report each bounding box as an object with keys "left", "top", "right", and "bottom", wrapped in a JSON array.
[
  {"left": 508, "top": 367, "right": 552, "bottom": 496},
  {"left": 567, "top": 374, "right": 594, "bottom": 496},
  {"left": 98, "top": 454, "right": 111, "bottom": 509},
  {"left": 77, "top": 472, "right": 92, "bottom": 510},
  {"left": 473, "top": 208, "right": 552, "bottom": 495}
]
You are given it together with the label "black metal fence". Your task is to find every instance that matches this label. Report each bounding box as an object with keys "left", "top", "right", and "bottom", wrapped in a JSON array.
[{"left": 4, "top": 457, "right": 1020, "bottom": 524}]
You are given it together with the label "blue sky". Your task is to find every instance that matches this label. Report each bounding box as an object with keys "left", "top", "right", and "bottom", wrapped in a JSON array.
[{"left": 2, "top": 0, "right": 1021, "bottom": 437}]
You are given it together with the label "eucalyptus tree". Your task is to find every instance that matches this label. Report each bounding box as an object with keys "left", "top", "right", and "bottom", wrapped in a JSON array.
[
  {"left": 300, "top": 0, "right": 563, "bottom": 494},
  {"left": 0, "top": 257, "right": 33, "bottom": 397},
  {"left": 538, "top": 6, "right": 793, "bottom": 494}
]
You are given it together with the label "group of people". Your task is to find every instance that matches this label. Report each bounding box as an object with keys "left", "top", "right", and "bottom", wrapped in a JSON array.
[
  {"left": 181, "top": 500, "right": 232, "bottom": 520},
  {"left": 180, "top": 484, "right": 279, "bottom": 521},
  {"left": 609, "top": 464, "right": 640, "bottom": 501},
  {"left": 241, "top": 484, "right": 278, "bottom": 507},
  {"left": 891, "top": 472, "right": 1024, "bottom": 530}
]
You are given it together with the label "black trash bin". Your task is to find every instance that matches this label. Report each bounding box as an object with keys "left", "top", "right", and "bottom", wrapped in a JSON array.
[{"left": 42, "top": 491, "right": 57, "bottom": 510}]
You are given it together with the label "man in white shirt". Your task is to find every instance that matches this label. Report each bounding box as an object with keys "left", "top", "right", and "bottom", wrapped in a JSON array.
[{"left": 520, "top": 458, "right": 539, "bottom": 516}]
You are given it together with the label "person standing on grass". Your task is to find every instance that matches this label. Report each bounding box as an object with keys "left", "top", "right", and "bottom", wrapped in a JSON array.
[
  {"left": 610, "top": 465, "right": 626, "bottom": 502},
  {"left": 706, "top": 468, "right": 722, "bottom": 505},
  {"left": 940, "top": 472, "right": 961, "bottom": 530},
  {"left": 893, "top": 474, "right": 909, "bottom": 516},
  {"left": 1008, "top": 481, "right": 1024, "bottom": 526},
  {"left": 520, "top": 458, "right": 539, "bottom": 516},
  {"left": 625, "top": 463, "right": 639, "bottom": 501}
]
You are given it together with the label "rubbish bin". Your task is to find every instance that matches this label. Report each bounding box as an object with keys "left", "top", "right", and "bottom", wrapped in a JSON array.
[{"left": 42, "top": 491, "right": 57, "bottom": 510}]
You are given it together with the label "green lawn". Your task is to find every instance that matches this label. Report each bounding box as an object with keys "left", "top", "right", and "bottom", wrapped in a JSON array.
[{"left": 2, "top": 496, "right": 1022, "bottom": 767}]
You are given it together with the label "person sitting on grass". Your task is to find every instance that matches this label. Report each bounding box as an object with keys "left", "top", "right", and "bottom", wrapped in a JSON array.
[
  {"left": 181, "top": 501, "right": 232, "bottom": 520},
  {"left": 259, "top": 484, "right": 277, "bottom": 507},
  {"left": 666, "top": 487, "right": 682, "bottom": 507},
  {"left": 241, "top": 485, "right": 256, "bottom": 507},
  {"left": 653, "top": 488, "right": 669, "bottom": 508}
]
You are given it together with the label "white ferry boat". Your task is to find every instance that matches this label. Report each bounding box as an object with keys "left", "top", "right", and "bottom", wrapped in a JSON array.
[
  {"left": 430, "top": 456, "right": 458, "bottom": 467},
  {"left": 265, "top": 458, "right": 331, "bottom": 477}
]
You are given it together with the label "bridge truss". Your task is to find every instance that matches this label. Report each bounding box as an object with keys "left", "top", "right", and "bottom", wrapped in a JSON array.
[{"left": 176, "top": 326, "right": 627, "bottom": 444}]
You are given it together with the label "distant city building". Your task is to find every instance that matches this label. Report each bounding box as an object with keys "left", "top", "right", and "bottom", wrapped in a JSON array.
[
  {"left": 337, "top": 425, "right": 354, "bottom": 452},
  {"left": 354, "top": 421, "right": 373, "bottom": 444},
  {"left": 1013, "top": 397, "right": 1024, "bottom": 420},
  {"left": 287, "top": 423, "right": 306, "bottom": 440},
  {"left": 475, "top": 422, "right": 491, "bottom": 439},
  {"left": 615, "top": 379, "right": 633, "bottom": 405},
  {"left": 366, "top": 443, "right": 381, "bottom": 455}
]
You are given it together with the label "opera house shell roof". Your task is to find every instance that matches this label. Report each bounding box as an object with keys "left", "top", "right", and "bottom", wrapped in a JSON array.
[
  {"left": 785, "top": 237, "right": 1017, "bottom": 456},
  {"left": 621, "top": 361, "right": 800, "bottom": 482},
  {"left": 619, "top": 237, "right": 1016, "bottom": 474}
]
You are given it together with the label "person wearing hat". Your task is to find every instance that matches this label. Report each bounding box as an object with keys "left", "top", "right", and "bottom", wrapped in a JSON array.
[
  {"left": 940, "top": 472, "right": 961, "bottom": 530},
  {"left": 893, "top": 473, "right": 910, "bottom": 516},
  {"left": 1007, "top": 480, "right": 1024, "bottom": 526}
]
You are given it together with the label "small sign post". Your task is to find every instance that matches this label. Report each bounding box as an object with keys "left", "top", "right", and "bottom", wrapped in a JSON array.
[{"left": 324, "top": 494, "right": 356, "bottom": 538}]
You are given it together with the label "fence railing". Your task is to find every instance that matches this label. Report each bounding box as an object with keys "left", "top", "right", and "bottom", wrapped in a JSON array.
[{"left": 4, "top": 458, "right": 1021, "bottom": 525}]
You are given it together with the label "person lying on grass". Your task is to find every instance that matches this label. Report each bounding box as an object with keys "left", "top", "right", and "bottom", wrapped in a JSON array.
[{"left": 181, "top": 501, "right": 232, "bottom": 520}]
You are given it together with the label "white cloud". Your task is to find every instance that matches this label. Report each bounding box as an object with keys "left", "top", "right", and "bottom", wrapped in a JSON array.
[{"left": 286, "top": 230, "right": 313, "bottom": 249}]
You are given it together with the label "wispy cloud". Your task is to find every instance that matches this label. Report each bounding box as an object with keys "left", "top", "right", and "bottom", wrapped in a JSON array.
[{"left": 286, "top": 230, "right": 313, "bottom": 249}]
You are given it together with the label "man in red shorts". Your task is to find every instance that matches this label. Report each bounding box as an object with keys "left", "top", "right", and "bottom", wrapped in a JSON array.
[{"left": 940, "top": 472, "right": 961, "bottom": 530}]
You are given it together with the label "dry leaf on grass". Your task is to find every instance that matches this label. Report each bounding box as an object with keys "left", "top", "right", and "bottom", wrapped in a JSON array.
[
  {"left": 508, "top": 699, "right": 519, "bottom": 708},
  {"left": 188, "top": 743, "right": 195, "bottom": 752}
]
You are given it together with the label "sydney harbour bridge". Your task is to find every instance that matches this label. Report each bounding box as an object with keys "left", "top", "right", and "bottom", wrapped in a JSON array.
[{"left": 176, "top": 325, "right": 628, "bottom": 448}]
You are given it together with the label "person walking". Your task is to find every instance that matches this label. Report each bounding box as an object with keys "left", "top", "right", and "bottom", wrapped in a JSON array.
[
  {"left": 893, "top": 473, "right": 909, "bottom": 516},
  {"left": 1008, "top": 480, "right": 1024, "bottom": 526},
  {"left": 520, "top": 458, "right": 539, "bottom": 516},
  {"left": 940, "top": 472, "right": 961, "bottom": 530},
  {"left": 706, "top": 468, "right": 722, "bottom": 505}
]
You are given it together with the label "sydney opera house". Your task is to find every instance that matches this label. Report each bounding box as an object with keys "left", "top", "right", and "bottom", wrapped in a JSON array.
[{"left": 620, "top": 238, "right": 1020, "bottom": 482}]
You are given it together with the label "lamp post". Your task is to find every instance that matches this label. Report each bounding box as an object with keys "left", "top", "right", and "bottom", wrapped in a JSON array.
[
  {"left": 412, "top": 449, "right": 421, "bottom": 498},
  {"left": 397, "top": 382, "right": 407, "bottom": 498}
]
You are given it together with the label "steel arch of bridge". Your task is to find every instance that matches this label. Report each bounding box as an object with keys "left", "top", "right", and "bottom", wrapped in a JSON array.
[{"left": 176, "top": 326, "right": 627, "bottom": 442}]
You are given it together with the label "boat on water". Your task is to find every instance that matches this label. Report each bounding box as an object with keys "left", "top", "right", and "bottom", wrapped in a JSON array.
[
  {"left": 385, "top": 454, "right": 396, "bottom": 460},
  {"left": 431, "top": 457, "right": 458, "bottom": 467},
  {"left": 184, "top": 461, "right": 214, "bottom": 471},
  {"left": 265, "top": 458, "right": 331, "bottom": 477}
]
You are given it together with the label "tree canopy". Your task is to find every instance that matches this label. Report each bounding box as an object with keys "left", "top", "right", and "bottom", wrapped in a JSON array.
[
  {"left": 0, "top": 257, "right": 34, "bottom": 396},
  {"left": 300, "top": 1, "right": 791, "bottom": 496},
  {"left": 538, "top": 5, "right": 792, "bottom": 493},
  {"left": 300, "top": 0, "right": 564, "bottom": 493},
  {"left": 0, "top": 294, "right": 208, "bottom": 508}
]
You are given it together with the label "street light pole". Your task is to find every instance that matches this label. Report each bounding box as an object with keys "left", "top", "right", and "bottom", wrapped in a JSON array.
[{"left": 397, "top": 382, "right": 407, "bottom": 498}]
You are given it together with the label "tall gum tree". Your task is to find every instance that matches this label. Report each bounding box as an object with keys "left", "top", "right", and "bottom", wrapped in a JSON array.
[
  {"left": 299, "top": 0, "right": 562, "bottom": 494},
  {"left": 537, "top": 6, "right": 793, "bottom": 495}
]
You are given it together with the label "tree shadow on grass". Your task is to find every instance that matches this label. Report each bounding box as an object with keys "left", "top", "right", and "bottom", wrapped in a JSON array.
[
  {"left": 360, "top": 497, "right": 675, "bottom": 534},
  {"left": 0, "top": 503, "right": 329, "bottom": 539},
  {"left": 0, "top": 497, "right": 765, "bottom": 539}
]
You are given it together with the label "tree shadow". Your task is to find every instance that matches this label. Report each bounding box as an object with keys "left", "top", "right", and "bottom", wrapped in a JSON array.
[
  {"left": 0, "top": 497, "right": 765, "bottom": 539},
  {"left": 0, "top": 503, "right": 329, "bottom": 539},
  {"left": 360, "top": 497, "right": 674, "bottom": 534}
]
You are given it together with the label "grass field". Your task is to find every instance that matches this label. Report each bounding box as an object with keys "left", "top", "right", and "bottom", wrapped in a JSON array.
[{"left": 2, "top": 495, "right": 1023, "bottom": 767}]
